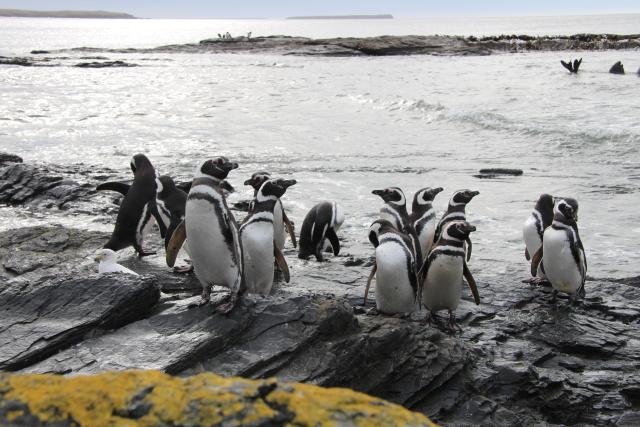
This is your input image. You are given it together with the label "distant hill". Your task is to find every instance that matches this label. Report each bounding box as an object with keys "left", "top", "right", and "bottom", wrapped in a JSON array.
[
  {"left": 0, "top": 9, "right": 136, "bottom": 19},
  {"left": 287, "top": 14, "right": 393, "bottom": 20}
]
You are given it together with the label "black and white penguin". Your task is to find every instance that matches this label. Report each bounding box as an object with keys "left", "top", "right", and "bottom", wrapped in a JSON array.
[
  {"left": 411, "top": 186, "right": 444, "bottom": 259},
  {"left": 364, "top": 219, "right": 418, "bottom": 314},
  {"left": 432, "top": 189, "right": 479, "bottom": 261},
  {"left": 298, "top": 201, "right": 344, "bottom": 261},
  {"left": 241, "top": 178, "right": 297, "bottom": 295},
  {"left": 244, "top": 171, "right": 296, "bottom": 250},
  {"left": 155, "top": 175, "right": 187, "bottom": 247},
  {"left": 522, "top": 193, "right": 554, "bottom": 281},
  {"left": 531, "top": 198, "right": 587, "bottom": 301},
  {"left": 103, "top": 154, "right": 165, "bottom": 257},
  {"left": 420, "top": 220, "right": 480, "bottom": 330},
  {"left": 166, "top": 156, "right": 243, "bottom": 312},
  {"left": 372, "top": 187, "right": 422, "bottom": 267}
]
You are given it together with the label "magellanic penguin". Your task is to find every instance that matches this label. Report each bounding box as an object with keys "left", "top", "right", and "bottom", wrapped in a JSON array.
[
  {"left": 432, "top": 189, "right": 479, "bottom": 262},
  {"left": 166, "top": 157, "right": 244, "bottom": 312},
  {"left": 155, "top": 175, "right": 193, "bottom": 273},
  {"left": 244, "top": 171, "right": 297, "bottom": 250},
  {"left": 531, "top": 198, "right": 587, "bottom": 302},
  {"left": 298, "top": 201, "right": 344, "bottom": 261},
  {"left": 94, "top": 249, "right": 138, "bottom": 276},
  {"left": 522, "top": 193, "right": 554, "bottom": 282},
  {"left": 241, "top": 178, "right": 297, "bottom": 296},
  {"left": 102, "top": 154, "right": 166, "bottom": 257},
  {"left": 420, "top": 220, "right": 480, "bottom": 331},
  {"left": 364, "top": 219, "right": 418, "bottom": 314},
  {"left": 411, "top": 187, "right": 444, "bottom": 259},
  {"left": 372, "top": 187, "right": 423, "bottom": 268}
]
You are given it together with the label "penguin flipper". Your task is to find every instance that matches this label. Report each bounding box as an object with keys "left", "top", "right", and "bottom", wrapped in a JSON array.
[
  {"left": 530, "top": 246, "right": 544, "bottom": 278},
  {"left": 463, "top": 261, "right": 480, "bottom": 305},
  {"left": 274, "top": 245, "right": 290, "bottom": 283},
  {"left": 525, "top": 247, "right": 530, "bottom": 261},
  {"left": 96, "top": 181, "right": 131, "bottom": 195},
  {"left": 326, "top": 228, "right": 340, "bottom": 256},
  {"left": 166, "top": 220, "right": 186, "bottom": 268},
  {"left": 282, "top": 210, "right": 297, "bottom": 248},
  {"left": 574, "top": 58, "right": 582, "bottom": 73},
  {"left": 561, "top": 60, "right": 573, "bottom": 73},
  {"left": 364, "top": 262, "right": 377, "bottom": 305},
  {"left": 177, "top": 181, "right": 192, "bottom": 194},
  {"left": 465, "top": 237, "right": 473, "bottom": 262}
]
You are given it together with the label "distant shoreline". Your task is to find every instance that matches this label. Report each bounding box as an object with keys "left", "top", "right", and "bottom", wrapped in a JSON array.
[
  {"left": 0, "top": 9, "right": 136, "bottom": 19},
  {"left": 287, "top": 14, "right": 393, "bottom": 20}
]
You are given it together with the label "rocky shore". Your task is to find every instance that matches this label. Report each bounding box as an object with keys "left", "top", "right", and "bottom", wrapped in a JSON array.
[
  {"left": 1, "top": 155, "right": 640, "bottom": 425},
  {"left": 0, "top": 33, "right": 636, "bottom": 67}
]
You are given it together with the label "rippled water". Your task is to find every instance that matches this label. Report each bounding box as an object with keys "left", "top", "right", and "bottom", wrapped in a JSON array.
[{"left": 0, "top": 17, "right": 639, "bottom": 280}]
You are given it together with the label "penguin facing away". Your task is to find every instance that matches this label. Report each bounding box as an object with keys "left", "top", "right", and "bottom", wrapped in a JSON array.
[
  {"left": 411, "top": 186, "right": 444, "bottom": 259},
  {"left": 166, "top": 156, "right": 243, "bottom": 313},
  {"left": 244, "top": 171, "right": 297, "bottom": 250},
  {"left": 531, "top": 197, "right": 587, "bottom": 302},
  {"left": 364, "top": 219, "right": 418, "bottom": 314},
  {"left": 103, "top": 154, "right": 165, "bottom": 257},
  {"left": 420, "top": 220, "right": 480, "bottom": 331},
  {"left": 523, "top": 193, "right": 554, "bottom": 282},
  {"left": 298, "top": 201, "right": 344, "bottom": 261},
  {"left": 372, "top": 187, "right": 423, "bottom": 268},
  {"left": 241, "top": 178, "right": 297, "bottom": 296}
]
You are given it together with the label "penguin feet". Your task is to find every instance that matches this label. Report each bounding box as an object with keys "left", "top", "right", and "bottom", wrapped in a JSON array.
[
  {"left": 447, "top": 311, "right": 463, "bottom": 333},
  {"left": 214, "top": 293, "right": 238, "bottom": 315},
  {"left": 525, "top": 277, "right": 551, "bottom": 286},
  {"left": 138, "top": 250, "right": 157, "bottom": 258}
]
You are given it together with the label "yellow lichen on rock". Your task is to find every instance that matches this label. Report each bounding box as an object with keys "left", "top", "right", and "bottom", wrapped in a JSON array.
[{"left": 0, "top": 370, "right": 437, "bottom": 427}]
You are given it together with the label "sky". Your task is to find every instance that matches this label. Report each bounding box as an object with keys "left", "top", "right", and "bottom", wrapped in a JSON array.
[{"left": 1, "top": 1, "right": 639, "bottom": 19}]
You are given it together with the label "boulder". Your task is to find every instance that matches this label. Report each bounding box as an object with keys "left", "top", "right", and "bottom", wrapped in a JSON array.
[
  {"left": 0, "top": 371, "right": 436, "bottom": 426},
  {"left": 0, "top": 153, "right": 22, "bottom": 166},
  {"left": 0, "top": 274, "right": 160, "bottom": 371}
]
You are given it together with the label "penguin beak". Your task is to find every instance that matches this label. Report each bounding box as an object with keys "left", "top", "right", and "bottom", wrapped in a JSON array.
[
  {"left": 243, "top": 179, "right": 253, "bottom": 186},
  {"left": 282, "top": 179, "right": 297, "bottom": 188},
  {"left": 470, "top": 190, "right": 480, "bottom": 197},
  {"left": 222, "top": 161, "right": 239, "bottom": 172},
  {"left": 372, "top": 189, "right": 384, "bottom": 197},
  {"left": 94, "top": 255, "right": 102, "bottom": 262},
  {"left": 434, "top": 187, "right": 444, "bottom": 195},
  {"left": 464, "top": 224, "right": 477, "bottom": 233}
]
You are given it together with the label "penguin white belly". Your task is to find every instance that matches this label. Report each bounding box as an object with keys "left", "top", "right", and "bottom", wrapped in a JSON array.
[
  {"left": 273, "top": 201, "right": 286, "bottom": 251},
  {"left": 418, "top": 219, "right": 436, "bottom": 257},
  {"left": 422, "top": 255, "right": 463, "bottom": 312},
  {"left": 374, "top": 244, "right": 416, "bottom": 314},
  {"left": 242, "top": 222, "right": 275, "bottom": 296},
  {"left": 523, "top": 216, "right": 545, "bottom": 278},
  {"left": 136, "top": 202, "right": 156, "bottom": 245},
  {"left": 186, "top": 201, "right": 239, "bottom": 289},
  {"left": 156, "top": 199, "right": 171, "bottom": 230},
  {"left": 543, "top": 229, "right": 582, "bottom": 295}
]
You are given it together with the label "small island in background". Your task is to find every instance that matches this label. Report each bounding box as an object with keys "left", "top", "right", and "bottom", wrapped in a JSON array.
[
  {"left": 287, "top": 14, "right": 393, "bottom": 20},
  {"left": 0, "top": 8, "right": 136, "bottom": 19}
]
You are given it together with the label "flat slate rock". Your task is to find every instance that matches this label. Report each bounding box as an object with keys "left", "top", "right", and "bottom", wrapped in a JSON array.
[{"left": 0, "top": 274, "right": 160, "bottom": 371}]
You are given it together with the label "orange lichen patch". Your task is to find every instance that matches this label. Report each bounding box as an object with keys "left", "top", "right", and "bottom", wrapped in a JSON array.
[{"left": 0, "top": 370, "right": 436, "bottom": 427}]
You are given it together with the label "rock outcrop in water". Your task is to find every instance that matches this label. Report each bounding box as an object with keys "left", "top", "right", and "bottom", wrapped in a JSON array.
[
  {"left": 0, "top": 371, "right": 435, "bottom": 426},
  {"left": 1, "top": 157, "right": 640, "bottom": 425}
]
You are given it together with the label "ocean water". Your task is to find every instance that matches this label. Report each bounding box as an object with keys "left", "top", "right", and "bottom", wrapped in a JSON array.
[{"left": 0, "top": 16, "right": 639, "bottom": 281}]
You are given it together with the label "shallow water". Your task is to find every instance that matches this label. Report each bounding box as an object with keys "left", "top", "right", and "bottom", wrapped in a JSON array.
[{"left": 0, "top": 17, "right": 639, "bottom": 281}]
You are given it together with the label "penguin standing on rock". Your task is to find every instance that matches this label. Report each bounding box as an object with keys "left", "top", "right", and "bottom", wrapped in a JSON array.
[
  {"left": 241, "top": 178, "right": 297, "bottom": 295},
  {"left": 523, "top": 193, "right": 554, "bottom": 283},
  {"left": 166, "top": 157, "right": 243, "bottom": 312},
  {"left": 411, "top": 186, "right": 444, "bottom": 259},
  {"left": 155, "top": 175, "right": 193, "bottom": 273},
  {"left": 531, "top": 198, "right": 587, "bottom": 303},
  {"left": 420, "top": 221, "right": 480, "bottom": 331},
  {"left": 432, "top": 189, "right": 479, "bottom": 261},
  {"left": 298, "top": 201, "right": 344, "bottom": 261},
  {"left": 372, "top": 187, "right": 422, "bottom": 267},
  {"left": 102, "top": 154, "right": 165, "bottom": 257},
  {"left": 244, "top": 171, "right": 297, "bottom": 250},
  {"left": 364, "top": 219, "right": 418, "bottom": 314}
]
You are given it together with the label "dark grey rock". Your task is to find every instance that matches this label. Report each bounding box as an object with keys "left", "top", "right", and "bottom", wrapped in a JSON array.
[
  {"left": 75, "top": 60, "right": 137, "bottom": 68},
  {"left": 610, "top": 61, "right": 625, "bottom": 74},
  {"left": 475, "top": 168, "right": 524, "bottom": 179},
  {"left": 0, "top": 153, "right": 22, "bottom": 166},
  {"left": 0, "top": 273, "right": 159, "bottom": 371}
]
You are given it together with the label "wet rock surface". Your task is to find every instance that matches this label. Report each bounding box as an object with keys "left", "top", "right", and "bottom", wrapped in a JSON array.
[
  {"left": 0, "top": 156, "right": 639, "bottom": 425},
  {"left": 74, "top": 60, "right": 138, "bottom": 68}
]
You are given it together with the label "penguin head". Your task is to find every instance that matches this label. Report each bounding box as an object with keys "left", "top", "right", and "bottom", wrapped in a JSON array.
[
  {"left": 368, "top": 219, "right": 395, "bottom": 248},
  {"left": 451, "top": 189, "right": 480, "bottom": 206},
  {"left": 244, "top": 171, "right": 272, "bottom": 192},
  {"left": 444, "top": 221, "right": 477, "bottom": 241},
  {"left": 536, "top": 193, "right": 555, "bottom": 215},
  {"left": 199, "top": 157, "right": 239, "bottom": 180},
  {"left": 414, "top": 187, "right": 444, "bottom": 205},
  {"left": 372, "top": 187, "right": 406, "bottom": 206},
  {"left": 156, "top": 175, "right": 176, "bottom": 197},
  {"left": 258, "top": 178, "right": 297, "bottom": 201},
  {"left": 94, "top": 248, "right": 117, "bottom": 263},
  {"left": 555, "top": 198, "right": 579, "bottom": 222},
  {"left": 131, "top": 154, "right": 154, "bottom": 174}
]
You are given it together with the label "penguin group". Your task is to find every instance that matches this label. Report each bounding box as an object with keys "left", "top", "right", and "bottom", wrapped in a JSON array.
[
  {"left": 365, "top": 187, "right": 480, "bottom": 330},
  {"left": 95, "top": 153, "right": 588, "bottom": 329},
  {"left": 560, "top": 57, "right": 640, "bottom": 75}
]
